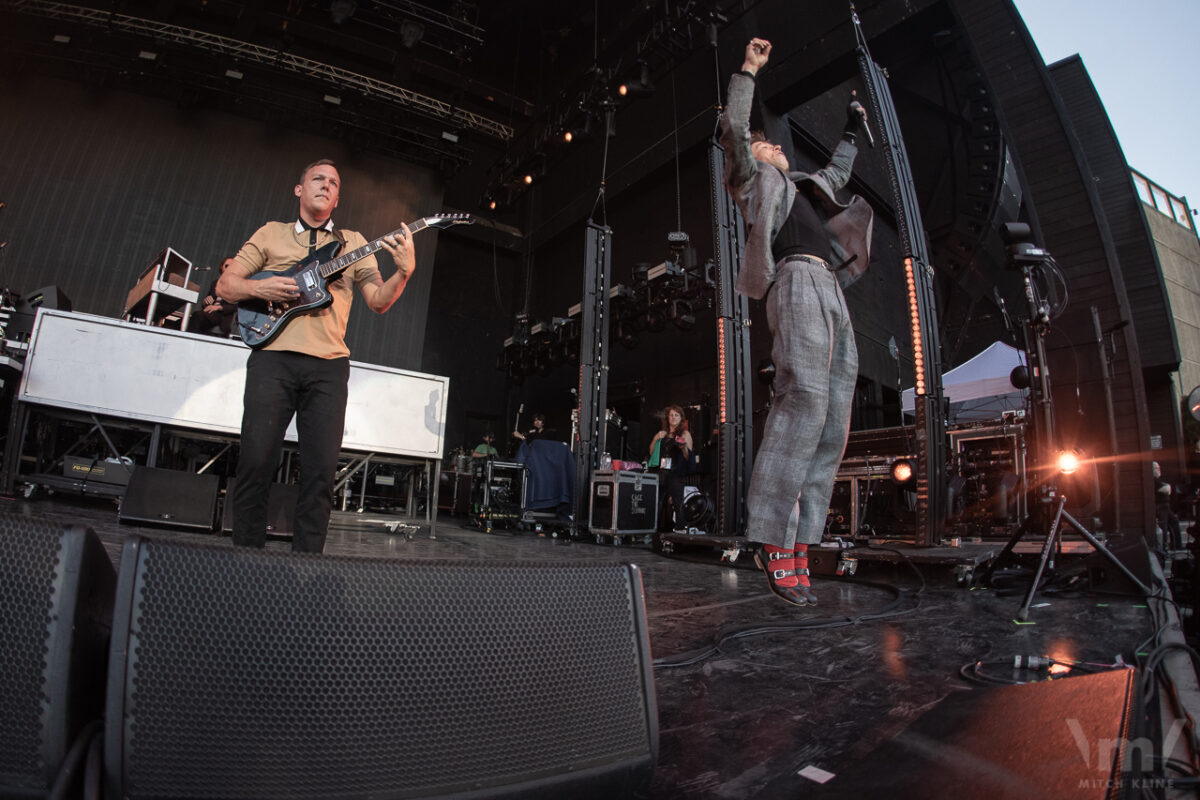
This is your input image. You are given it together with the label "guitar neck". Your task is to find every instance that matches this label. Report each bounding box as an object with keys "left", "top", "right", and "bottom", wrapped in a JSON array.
[{"left": 318, "top": 218, "right": 435, "bottom": 280}]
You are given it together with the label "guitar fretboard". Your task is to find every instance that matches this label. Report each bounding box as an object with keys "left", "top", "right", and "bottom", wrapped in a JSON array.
[{"left": 317, "top": 218, "right": 438, "bottom": 279}]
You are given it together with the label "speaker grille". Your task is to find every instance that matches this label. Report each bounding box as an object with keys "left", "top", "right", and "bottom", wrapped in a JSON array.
[
  {"left": 1, "top": 514, "right": 114, "bottom": 796},
  {"left": 0, "top": 517, "right": 60, "bottom": 792},
  {"left": 109, "top": 538, "right": 655, "bottom": 798}
]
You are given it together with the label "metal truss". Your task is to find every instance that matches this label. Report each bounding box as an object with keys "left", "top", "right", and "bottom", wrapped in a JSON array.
[
  {"left": 8, "top": 0, "right": 513, "bottom": 141},
  {"left": 358, "top": 0, "right": 485, "bottom": 52}
]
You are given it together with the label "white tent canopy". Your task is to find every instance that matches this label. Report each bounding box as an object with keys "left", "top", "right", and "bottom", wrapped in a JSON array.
[{"left": 901, "top": 340, "right": 1028, "bottom": 422}]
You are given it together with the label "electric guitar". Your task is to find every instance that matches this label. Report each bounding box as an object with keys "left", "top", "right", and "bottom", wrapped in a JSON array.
[{"left": 237, "top": 213, "right": 473, "bottom": 349}]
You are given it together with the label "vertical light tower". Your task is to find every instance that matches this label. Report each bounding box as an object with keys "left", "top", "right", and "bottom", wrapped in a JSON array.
[{"left": 853, "top": 6, "right": 948, "bottom": 544}]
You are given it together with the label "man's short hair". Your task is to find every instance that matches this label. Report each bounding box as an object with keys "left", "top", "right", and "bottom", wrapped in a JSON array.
[
  {"left": 299, "top": 159, "right": 338, "bottom": 184},
  {"left": 749, "top": 130, "right": 769, "bottom": 145}
]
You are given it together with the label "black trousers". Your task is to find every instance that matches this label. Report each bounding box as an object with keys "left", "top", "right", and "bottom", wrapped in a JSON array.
[
  {"left": 232, "top": 350, "right": 350, "bottom": 553},
  {"left": 1157, "top": 504, "right": 1182, "bottom": 550},
  {"left": 661, "top": 471, "right": 688, "bottom": 531}
]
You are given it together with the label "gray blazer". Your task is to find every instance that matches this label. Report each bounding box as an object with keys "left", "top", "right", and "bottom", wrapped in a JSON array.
[{"left": 719, "top": 72, "right": 874, "bottom": 299}]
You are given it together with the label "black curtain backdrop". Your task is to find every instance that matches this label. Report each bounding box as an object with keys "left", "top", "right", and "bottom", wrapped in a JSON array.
[{"left": 0, "top": 75, "right": 442, "bottom": 371}]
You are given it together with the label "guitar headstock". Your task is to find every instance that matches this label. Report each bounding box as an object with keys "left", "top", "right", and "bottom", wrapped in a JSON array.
[{"left": 425, "top": 213, "right": 474, "bottom": 229}]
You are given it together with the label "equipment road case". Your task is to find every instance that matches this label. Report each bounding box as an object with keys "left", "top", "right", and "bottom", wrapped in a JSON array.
[{"left": 589, "top": 470, "right": 658, "bottom": 543}]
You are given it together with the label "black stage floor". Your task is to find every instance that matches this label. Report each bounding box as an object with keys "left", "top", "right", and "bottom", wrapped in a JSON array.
[{"left": 11, "top": 493, "right": 1200, "bottom": 799}]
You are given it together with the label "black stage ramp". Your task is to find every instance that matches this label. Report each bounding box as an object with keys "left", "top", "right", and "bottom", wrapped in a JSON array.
[{"left": 2, "top": 495, "right": 1195, "bottom": 799}]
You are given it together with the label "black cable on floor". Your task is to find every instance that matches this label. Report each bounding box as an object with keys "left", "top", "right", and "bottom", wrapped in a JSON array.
[{"left": 653, "top": 573, "right": 919, "bottom": 668}]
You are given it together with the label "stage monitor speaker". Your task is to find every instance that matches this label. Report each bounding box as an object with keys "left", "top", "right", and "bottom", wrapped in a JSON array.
[
  {"left": 105, "top": 536, "right": 658, "bottom": 799},
  {"left": 119, "top": 467, "right": 219, "bottom": 531},
  {"left": 0, "top": 513, "right": 115, "bottom": 798},
  {"left": 9, "top": 285, "right": 73, "bottom": 341},
  {"left": 16, "top": 285, "right": 73, "bottom": 314},
  {"left": 801, "top": 668, "right": 1142, "bottom": 800},
  {"left": 220, "top": 480, "right": 298, "bottom": 534}
]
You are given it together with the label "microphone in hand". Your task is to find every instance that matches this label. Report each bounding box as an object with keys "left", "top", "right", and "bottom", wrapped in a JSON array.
[{"left": 847, "top": 91, "right": 874, "bottom": 148}]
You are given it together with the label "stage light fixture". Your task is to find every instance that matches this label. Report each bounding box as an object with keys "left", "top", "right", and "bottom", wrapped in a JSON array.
[
  {"left": 904, "top": 258, "right": 925, "bottom": 395},
  {"left": 1056, "top": 450, "right": 1081, "bottom": 475},
  {"left": 670, "top": 299, "right": 695, "bottom": 331},
  {"left": 891, "top": 459, "right": 915, "bottom": 485},
  {"left": 563, "top": 115, "right": 596, "bottom": 145},
  {"left": 718, "top": 320, "right": 728, "bottom": 424},
  {"left": 618, "top": 61, "right": 655, "bottom": 98}
]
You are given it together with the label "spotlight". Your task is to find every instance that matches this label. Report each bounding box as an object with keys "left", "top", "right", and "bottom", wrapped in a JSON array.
[
  {"left": 523, "top": 174, "right": 533, "bottom": 185},
  {"left": 891, "top": 459, "right": 914, "bottom": 485},
  {"left": 618, "top": 61, "right": 654, "bottom": 98},
  {"left": 563, "top": 116, "right": 595, "bottom": 144},
  {"left": 1056, "top": 450, "right": 1081, "bottom": 475},
  {"left": 670, "top": 299, "right": 695, "bottom": 331}
]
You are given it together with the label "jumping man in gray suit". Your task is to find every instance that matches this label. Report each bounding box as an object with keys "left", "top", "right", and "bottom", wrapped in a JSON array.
[{"left": 720, "top": 37, "right": 874, "bottom": 606}]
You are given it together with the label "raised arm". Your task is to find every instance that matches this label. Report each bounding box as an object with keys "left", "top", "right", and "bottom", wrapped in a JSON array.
[{"left": 719, "top": 38, "right": 772, "bottom": 192}]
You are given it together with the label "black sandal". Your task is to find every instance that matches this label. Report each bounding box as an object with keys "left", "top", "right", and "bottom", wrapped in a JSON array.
[{"left": 754, "top": 549, "right": 809, "bottom": 607}]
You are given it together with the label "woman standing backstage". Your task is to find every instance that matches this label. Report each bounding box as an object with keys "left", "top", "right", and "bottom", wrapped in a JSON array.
[{"left": 650, "top": 406, "right": 695, "bottom": 533}]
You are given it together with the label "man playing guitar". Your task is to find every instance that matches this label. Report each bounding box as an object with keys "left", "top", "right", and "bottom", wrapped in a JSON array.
[{"left": 217, "top": 159, "right": 415, "bottom": 553}]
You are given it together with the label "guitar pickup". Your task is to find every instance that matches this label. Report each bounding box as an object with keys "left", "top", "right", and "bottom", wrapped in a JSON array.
[{"left": 301, "top": 273, "right": 318, "bottom": 291}]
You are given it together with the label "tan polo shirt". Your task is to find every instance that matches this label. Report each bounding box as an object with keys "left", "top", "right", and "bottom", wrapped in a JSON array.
[{"left": 233, "top": 220, "right": 380, "bottom": 359}]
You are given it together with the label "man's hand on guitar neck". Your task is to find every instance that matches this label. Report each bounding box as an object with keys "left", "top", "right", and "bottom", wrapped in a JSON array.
[
  {"left": 378, "top": 227, "right": 414, "bottom": 277},
  {"left": 362, "top": 222, "right": 415, "bottom": 313}
]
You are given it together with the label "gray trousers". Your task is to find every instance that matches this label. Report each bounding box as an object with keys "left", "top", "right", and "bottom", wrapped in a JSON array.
[{"left": 746, "top": 258, "right": 857, "bottom": 548}]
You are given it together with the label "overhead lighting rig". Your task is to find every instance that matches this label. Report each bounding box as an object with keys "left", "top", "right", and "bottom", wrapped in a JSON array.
[
  {"left": 497, "top": 231, "right": 715, "bottom": 380},
  {"left": 482, "top": 3, "right": 729, "bottom": 211}
]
